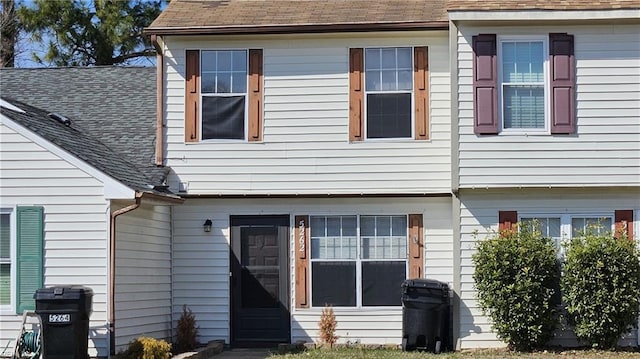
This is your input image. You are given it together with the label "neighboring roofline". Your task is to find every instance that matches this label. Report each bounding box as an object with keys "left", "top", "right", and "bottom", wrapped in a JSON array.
[
  {"left": 1, "top": 112, "right": 136, "bottom": 200},
  {"left": 144, "top": 21, "right": 450, "bottom": 36},
  {"left": 448, "top": 9, "right": 640, "bottom": 21}
]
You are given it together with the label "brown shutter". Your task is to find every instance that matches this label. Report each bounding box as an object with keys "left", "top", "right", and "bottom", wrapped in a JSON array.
[
  {"left": 295, "top": 215, "right": 310, "bottom": 308},
  {"left": 615, "top": 210, "right": 634, "bottom": 240},
  {"left": 498, "top": 211, "right": 518, "bottom": 233},
  {"left": 549, "top": 33, "right": 576, "bottom": 134},
  {"left": 248, "top": 49, "right": 263, "bottom": 142},
  {"left": 349, "top": 48, "right": 364, "bottom": 141},
  {"left": 408, "top": 214, "right": 424, "bottom": 279},
  {"left": 472, "top": 34, "right": 498, "bottom": 135},
  {"left": 185, "top": 50, "right": 200, "bottom": 142},
  {"left": 414, "top": 47, "right": 429, "bottom": 140}
]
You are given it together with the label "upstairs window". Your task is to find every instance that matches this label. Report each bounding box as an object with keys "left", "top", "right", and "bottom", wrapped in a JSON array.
[
  {"left": 0, "top": 210, "right": 11, "bottom": 309},
  {"left": 201, "top": 50, "right": 247, "bottom": 140},
  {"left": 364, "top": 48, "right": 413, "bottom": 139},
  {"left": 349, "top": 47, "right": 429, "bottom": 141},
  {"left": 184, "top": 49, "right": 263, "bottom": 143},
  {"left": 500, "top": 39, "right": 546, "bottom": 130}
]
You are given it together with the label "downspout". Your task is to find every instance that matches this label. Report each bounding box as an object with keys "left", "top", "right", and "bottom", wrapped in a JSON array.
[
  {"left": 109, "top": 193, "right": 142, "bottom": 355},
  {"left": 151, "top": 34, "right": 164, "bottom": 166}
]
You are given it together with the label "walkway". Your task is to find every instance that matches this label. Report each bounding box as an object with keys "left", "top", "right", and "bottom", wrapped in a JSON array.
[{"left": 215, "top": 348, "right": 275, "bottom": 359}]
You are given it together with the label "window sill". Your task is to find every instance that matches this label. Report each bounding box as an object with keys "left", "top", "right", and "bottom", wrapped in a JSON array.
[{"left": 499, "top": 130, "right": 550, "bottom": 136}]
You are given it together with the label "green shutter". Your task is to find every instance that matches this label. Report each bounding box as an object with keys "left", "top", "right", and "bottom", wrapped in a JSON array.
[{"left": 16, "top": 206, "right": 43, "bottom": 314}]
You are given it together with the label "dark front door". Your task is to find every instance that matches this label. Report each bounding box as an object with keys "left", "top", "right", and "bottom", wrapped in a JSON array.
[{"left": 230, "top": 215, "right": 290, "bottom": 346}]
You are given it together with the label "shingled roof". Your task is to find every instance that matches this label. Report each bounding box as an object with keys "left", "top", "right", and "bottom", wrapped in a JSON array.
[
  {"left": 0, "top": 66, "right": 168, "bottom": 186},
  {"left": 145, "top": 0, "right": 448, "bottom": 35},
  {"left": 0, "top": 98, "right": 178, "bottom": 199},
  {"left": 447, "top": 0, "right": 640, "bottom": 11}
]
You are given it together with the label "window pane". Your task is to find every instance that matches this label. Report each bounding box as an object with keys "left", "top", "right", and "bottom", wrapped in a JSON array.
[
  {"left": 376, "top": 216, "right": 391, "bottom": 236},
  {"left": 310, "top": 216, "right": 356, "bottom": 259},
  {"left": 361, "top": 216, "right": 375, "bottom": 236},
  {"left": 312, "top": 262, "right": 356, "bottom": 307},
  {"left": 217, "top": 51, "right": 232, "bottom": 71},
  {"left": 342, "top": 216, "right": 357, "bottom": 237},
  {"left": 398, "top": 70, "right": 413, "bottom": 91},
  {"left": 365, "top": 48, "right": 380, "bottom": 70},
  {"left": 503, "top": 85, "right": 544, "bottom": 129},
  {"left": 365, "top": 70, "right": 381, "bottom": 91},
  {"left": 0, "top": 264, "right": 9, "bottom": 305},
  {"left": 231, "top": 72, "right": 247, "bottom": 93},
  {"left": 232, "top": 50, "right": 247, "bottom": 70},
  {"left": 502, "top": 41, "right": 544, "bottom": 83},
  {"left": 381, "top": 70, "right": 396, "bottom": 91},
  {"left": 397, "top": 48, "right": 412, "bottom": 69},
  {"left": 201, "top": 51, "right": 217, "bottom": 72},
  {"left": 381, "top": 48, "right": 396, "bottom": 69},
  {"left": 216, "top": 72, "right": 232, "bottom": 93},
  {"left": 366, "top": 93, "right": 412, "bottom": 138},
  {"left": 326, "top": 217, "right": 341, "bottom": 237},
  {"left": 392, "top": 216, "right": 407, "bottom": 237},
  {"left": 202, "top": 96, "right": 245, "bottom": 140},
  {"left": 201, "top": 73, "right": 216, "bottom": 94},
  {"left": 572, "top": 217, "right": 612, "bottom": 237},
  {"left": 362, "top": 261, "right": 405, "bottom": 306},
  {"left": 0, "top": 214, "right": 9, "bottom": 259},
  {"left": 310, "top": 217, "right": 325, "bottom": 238}
]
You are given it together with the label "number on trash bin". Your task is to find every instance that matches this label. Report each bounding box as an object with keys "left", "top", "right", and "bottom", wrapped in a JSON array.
[{"left": 49, "top": 314, "right": 70, "bottom": 323}]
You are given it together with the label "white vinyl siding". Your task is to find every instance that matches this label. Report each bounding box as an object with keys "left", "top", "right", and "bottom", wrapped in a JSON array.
[
  {"left": 171, "top": 197, "right": 453, "bottom": 345},
  {"left": 457, "top": 24, "right": 640, "bottom": 187},
  {"left": 162, "top": 32, "right": 451, "bottom": 195},
  {"left": 0, "top": 123, "right": 110, "bottom": 357},
  {"left": 115, "top": 204, "right": 172, "bottom": 352},
  {"left": 457, "top": 188, "right": 639, "bottom": 349}
]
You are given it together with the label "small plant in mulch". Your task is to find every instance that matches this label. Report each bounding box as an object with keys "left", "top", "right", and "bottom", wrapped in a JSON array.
[
  {"left": 318, "top": 305, "right": 338, "bottom": 348},
  {"left": 174, "top": 304, "right": 199, "bottom": 353}
]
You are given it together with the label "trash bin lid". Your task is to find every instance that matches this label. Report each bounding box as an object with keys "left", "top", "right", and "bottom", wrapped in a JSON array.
[
  {"left": 402, "top": 278, "right": 448, "bottom": 290},
  {"left": 34, "top": 285, "right": 94, "bottom": 300}
]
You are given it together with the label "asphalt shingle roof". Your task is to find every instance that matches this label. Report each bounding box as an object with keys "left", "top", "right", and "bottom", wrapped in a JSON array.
[
  {"left": 0, "top": 66, "right": 168, "bottom": 186},
  {"left": 146, "top": 0, "right": 449, "bottom": 35},
  {"left": 0, "top": 67, "right": 177, "bottom": 198}
]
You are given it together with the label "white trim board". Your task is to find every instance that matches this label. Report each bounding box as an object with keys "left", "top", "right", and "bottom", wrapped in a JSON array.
[
  {"left": 449, "top": 9, "right": 640, "bottom": 21},
  {"left": 1, "top": 113, "right": 135, "bottom": 200}
]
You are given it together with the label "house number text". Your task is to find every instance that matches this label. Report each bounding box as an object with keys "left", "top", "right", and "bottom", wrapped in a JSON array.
[{"left": 298, "top": 219, "right": 306, "bottom": 253}]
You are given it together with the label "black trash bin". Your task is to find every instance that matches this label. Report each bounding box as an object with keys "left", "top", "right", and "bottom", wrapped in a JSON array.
[
  {"left": 34, "top": 285, "right": 93, "bottom": 359},
  {"left": 401, "top": 279, "right": 450, "bottom": 353}
]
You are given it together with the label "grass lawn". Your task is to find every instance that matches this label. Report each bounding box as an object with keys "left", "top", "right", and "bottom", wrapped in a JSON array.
[{"left": 269, "top": 347, "right": 640, "bottom": 359}]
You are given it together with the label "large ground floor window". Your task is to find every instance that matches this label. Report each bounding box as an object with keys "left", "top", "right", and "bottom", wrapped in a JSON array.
[{"left": 309, "top": 215, "right": 408, "bottom": 308}]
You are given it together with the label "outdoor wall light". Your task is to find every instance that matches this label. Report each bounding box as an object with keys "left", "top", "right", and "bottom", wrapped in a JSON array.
[{"left": 203, "top": 219, "right": 212, "bottom": 233}]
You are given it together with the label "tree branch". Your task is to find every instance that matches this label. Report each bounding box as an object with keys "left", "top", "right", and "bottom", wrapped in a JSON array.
[{"left": 111, "top": 49, "right": 155, "bottom": 64}]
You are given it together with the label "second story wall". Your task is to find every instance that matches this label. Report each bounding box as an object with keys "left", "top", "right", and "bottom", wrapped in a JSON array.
[
  {"left": 456, "top": 23, "right": 640, "bottom": 188},
  {"left": 162, "top": 32, "right": 451, "bottom": 195}
]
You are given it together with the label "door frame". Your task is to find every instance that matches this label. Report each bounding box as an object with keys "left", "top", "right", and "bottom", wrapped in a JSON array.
[{"left": 229, "top": 215, "right": 291, "bottom": 346}]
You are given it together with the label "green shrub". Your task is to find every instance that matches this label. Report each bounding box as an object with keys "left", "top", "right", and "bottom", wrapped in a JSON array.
[
  {"left": 562, "top": 229, "right": 640, "bottom": 349},
  {"left": 115, "top": 336, "right": 172, "bottom": 359},
  {"left": 472, "top": 223, "right": 560, "bottom": 351},
  {"left": 175, "top": 304, "right": 199, "bottom": 353}
]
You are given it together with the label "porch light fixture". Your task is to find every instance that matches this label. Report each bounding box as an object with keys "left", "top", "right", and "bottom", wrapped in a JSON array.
[{"left": 203, "top": 219, "right": 212, "bottom": 233}]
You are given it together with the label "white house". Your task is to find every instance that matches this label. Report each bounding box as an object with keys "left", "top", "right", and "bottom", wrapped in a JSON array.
[
  {"left": 448, "top": 0, "right": 640, "bottom": 349},
  {"left": 0, "top": 68, "right": 182, "bottom": 356}
]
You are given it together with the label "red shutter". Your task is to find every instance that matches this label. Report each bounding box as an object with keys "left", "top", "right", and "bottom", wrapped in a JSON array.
[
  {"left": 414, "top": 47, "right": 429, "bottom": 140},
  {"left": 349, "top": 48, "right": 364, "bottom": 141},
  {"left": 499, "top": 211, "right": 518, "bottom": 234},
  {"left": 408, "top": 214, "right": 424, "bottom": 279},
  {"left": 248, "top": 49, "right": 263, "bottom": 142},
  {"left": 615, "top": 210, "right": 634, "bottom": 240},
  {"left": 549, "top": 33, "right": 576, "bottom": 134},
  {"left": 294, "top": 215, "right": 310, "bottom": 308},
  {"left": 185, "top": 50, "right": 200, "bottom": 142},
  {"left": 472, "top": 34, "right": 498, "bottom": 135}
]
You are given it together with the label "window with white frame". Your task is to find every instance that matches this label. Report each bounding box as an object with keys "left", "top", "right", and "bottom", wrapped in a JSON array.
[
  {"left": 0, "top": 210, "right": 12, "bottom": 309},
  {"left": 499, "top": 38, "right": 546, "bottom": 130},
  {"left": 520, "top": 215, "right": 615, "bottom": 252},
  {"left": 200, "top": 50, "right": 247, "bottom": 140},
  {"left": 365, "top": 48, "right": 413, "bottom": 139},
  {"left": 310, "top": 215, "right": 408, "bottom": 307}
]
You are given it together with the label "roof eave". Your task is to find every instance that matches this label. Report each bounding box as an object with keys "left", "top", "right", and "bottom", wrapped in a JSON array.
[{"left": 144, "top": 21, "right": 449, "bottom": 36}]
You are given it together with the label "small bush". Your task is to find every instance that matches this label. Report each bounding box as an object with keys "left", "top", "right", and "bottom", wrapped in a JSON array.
[
  {"left": 562, "top": 229, "right": 640, "bottom": 349},
  {"left": 175, "top": 304, "right": 199, "bottom": 352},
  {"left": 115, "top": 336, "right": 171, "bottom": 359},
  {"left": 473, "top": 223, "right": 560, "bottom": 351},
  {"left": 318, "top": 305, "right": 338, "bottom": 347}
]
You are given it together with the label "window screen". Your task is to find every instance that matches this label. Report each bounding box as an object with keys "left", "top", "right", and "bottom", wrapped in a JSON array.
[
  {"left": 572, "top": 217, "right": 612, "bottom": 237},
  {"left": 312, "top": 261, "right": 356, "bottom": 307},
  {"left": 202, "top": 96, "right": 245, "bottom": 140},
  {"left": 362, "top": 261, "right": 406, "bottom": 306}
]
